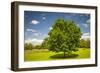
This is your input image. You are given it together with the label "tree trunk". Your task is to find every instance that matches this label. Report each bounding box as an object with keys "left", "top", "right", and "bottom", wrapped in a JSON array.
[{"left": 64, "top": 51, "right": 66, "bottom": 58}]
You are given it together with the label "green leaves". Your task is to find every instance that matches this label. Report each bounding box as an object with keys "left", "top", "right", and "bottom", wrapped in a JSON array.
[
  {"left": 79, "top": 39, "right": 90, "bottom": 48},
  {"left": 25, "top": 43, "right": 34, "bottom": 50},
  {"left": 47, "top": 18, "right": 82, "bottom": 57}
]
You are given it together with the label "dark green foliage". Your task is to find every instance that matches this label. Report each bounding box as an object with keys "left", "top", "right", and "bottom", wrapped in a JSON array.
[
  {"left": 79, "top": 39, "right": 90, "bottom": 48},
  {"left": 24, "top": 43, "right": 34, "bottom": 50},
  {"left": 41, "top": 37, "right": 49, "bottom": 49},
  {"left": 34, "top": 45, "right": 42, "bottom": 49},
  {"left": 47, "top": 18, "right": 82, "bottom": 57}
]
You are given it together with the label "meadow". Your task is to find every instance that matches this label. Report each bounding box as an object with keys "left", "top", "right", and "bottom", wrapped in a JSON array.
[{"left": 24, "top": 48, "right": 90, "bottom": 61}]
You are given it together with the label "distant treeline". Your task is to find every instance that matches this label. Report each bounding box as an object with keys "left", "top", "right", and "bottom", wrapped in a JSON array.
[
  {"left": 24, "top": 38, "right": 90, "bottom": 50},
  {"left": 79, "top": 39, "right": 90, "bottom": 48}
]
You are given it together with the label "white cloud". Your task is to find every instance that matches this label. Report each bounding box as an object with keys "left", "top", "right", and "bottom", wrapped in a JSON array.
[
  {"left": 79, "top": 14, "right": 84, "bottom": 17},
  {"left": 42, "top": 17, "right": 46, "bottom": 20},
  {"left": 31, "top": 20, "right": 39, "bottom": 25},
  {"left": 76, "top": 24, "right": 80, "bottom": 27},
  {"left": 71, "top": 13, "right": 77, "bottom": 16},
  {"left": 26, "top": 29, "right": 37, "bottom": 33},
  {"left": 34, "top": 33, "right": 41, "bottom": 36},
  {"left": 81, "top": 19, "right": 90, "bottom": 28},
  {"left": 43, "top": 34, "right": 49, "bottom": 38},
  {"left": 82, "top": 23, "right": 88, "bottom": 28},
  {"left": 86, "top": 19, "right": 90, "bottom": 24},
  {"left": 81, "top": 33, "right": 90, "bottom": 40},
  {"left": 25, "top": 38, "right": 43, "bottom": 46},
  {"left": 82, "top": 33, "right": 90, "bottom": 36},
  {"left": 49, "top": 27, "right": 53, "bottom": 30}
]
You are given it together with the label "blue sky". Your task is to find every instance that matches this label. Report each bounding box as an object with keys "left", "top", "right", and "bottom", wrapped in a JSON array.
[{"left": 24, "top": 11, "right": 90, "bottom": 45}]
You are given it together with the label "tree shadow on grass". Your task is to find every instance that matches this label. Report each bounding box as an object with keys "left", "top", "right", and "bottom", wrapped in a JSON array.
[{"left": 50, "top": 53, "right": 78, "bottom": 59}]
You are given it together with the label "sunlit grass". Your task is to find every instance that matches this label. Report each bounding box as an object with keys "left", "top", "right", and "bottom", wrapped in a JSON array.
[{"left": 24, "top": 48, "right": 90, "bottom": 61}]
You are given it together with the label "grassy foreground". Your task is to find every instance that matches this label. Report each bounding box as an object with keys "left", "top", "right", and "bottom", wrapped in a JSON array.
[{"left": 24, "top": 48, "right": 90, "bottom": 61}]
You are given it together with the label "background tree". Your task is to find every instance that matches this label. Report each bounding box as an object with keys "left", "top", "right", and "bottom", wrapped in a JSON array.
[
  {"left": 34, "top": 45, "right": 42, "bottom": 49},
  {"left": 41, "top": 37, "right": 49, "bottom": 49},
  {"left": 47, "top": 18, "right": 82, "bottom": 58},
  {"left": 79, "top": 39, "right": 90, "bottom": 48},
  {"left": 85, "top": 39, "right": 90, "bottom": 48},
  {"left": 24, "top": 43, "right": 34, "bottom": 50},
  {"left": 79, "top": 39, "right": 86, "bottom": 48}
]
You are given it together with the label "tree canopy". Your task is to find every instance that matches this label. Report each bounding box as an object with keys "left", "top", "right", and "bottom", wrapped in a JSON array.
[{"left": 47, "top": 18, "right": 82, "bottom": 57}]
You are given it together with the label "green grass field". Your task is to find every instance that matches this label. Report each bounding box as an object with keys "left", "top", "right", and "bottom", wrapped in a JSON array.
[{"left": 24, "top": 48, "right": 90, "bottom": 61}]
